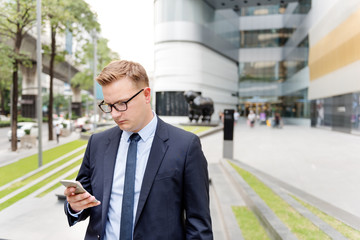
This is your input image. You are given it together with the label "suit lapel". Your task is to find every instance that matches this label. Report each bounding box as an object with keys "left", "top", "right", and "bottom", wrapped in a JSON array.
[
  {"left": 101, "top": 127, "right": 122, "bottom": 231},
  {"left": 134, "top": 118, "right": 169, "bottom": 226}
]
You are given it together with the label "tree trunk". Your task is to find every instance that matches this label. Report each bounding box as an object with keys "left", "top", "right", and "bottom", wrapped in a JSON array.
[
  {"left": 10, "top": 25, "right": 23, "bottom": 151},
  {"left": 0, "top": 84, "right": 6, "bottom": 115},
  {"left": 48, "top": 24, "right": 56, "bottom": 141},
  {"left": 11, "top": 59, "right": 19, "bottom": 151}
]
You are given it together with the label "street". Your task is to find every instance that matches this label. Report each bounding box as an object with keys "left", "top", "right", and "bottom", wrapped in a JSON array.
[{"left": 0, "top": 123, "right": 67, "bottom": 167}]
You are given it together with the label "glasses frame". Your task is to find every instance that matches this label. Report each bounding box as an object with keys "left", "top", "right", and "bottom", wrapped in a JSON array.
[{"left": 98, "top": 89, "right": 144, "bottom": 113}]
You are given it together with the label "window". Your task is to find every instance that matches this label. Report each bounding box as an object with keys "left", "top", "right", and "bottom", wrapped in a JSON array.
[{"left": 156, "top": 91, "right": 188, "bottom": 116}]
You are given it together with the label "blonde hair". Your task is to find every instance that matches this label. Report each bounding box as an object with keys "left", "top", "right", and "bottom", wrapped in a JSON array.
[{"left": 96, "top": 60, "right": 149, "bottom": 88}]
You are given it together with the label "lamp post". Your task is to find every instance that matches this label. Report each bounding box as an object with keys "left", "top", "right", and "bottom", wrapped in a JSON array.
[
  {"left": 64, "top": 89, "right": 73, "bottom": 131},
  {"left": 36, "top": 0, "right": 43, "bottom": 167},
  {"left": 91, "top": 30, "right": 97, "bottom": 131}
]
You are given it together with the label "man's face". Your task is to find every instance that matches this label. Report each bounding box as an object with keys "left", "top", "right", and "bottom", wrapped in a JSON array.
[{"left": 102, "top": 77, "right": 150, "bottom": 132}]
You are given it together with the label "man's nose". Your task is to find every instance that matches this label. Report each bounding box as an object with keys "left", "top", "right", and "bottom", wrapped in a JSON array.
[{"left": 111, "top": 109, "right": 122, "bottom": 118}]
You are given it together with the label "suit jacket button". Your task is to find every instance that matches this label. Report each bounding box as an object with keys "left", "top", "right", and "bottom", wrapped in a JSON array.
[{"left": 97, "top": 235, "right": 100, "bottom": 239}]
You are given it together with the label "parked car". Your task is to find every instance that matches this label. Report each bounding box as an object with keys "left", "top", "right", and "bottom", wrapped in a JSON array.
[
  {"left": 0, "top": 115, "right": 10, "bottom": 121},
  {"left": 74, "top": 117, "right": 89, "bottom": 129},
  {"left": 7, "top": 122, "right": 38, "bottom": 141},
  {"left": 53, "top": 117, "right": 64, "bottom": 127}
]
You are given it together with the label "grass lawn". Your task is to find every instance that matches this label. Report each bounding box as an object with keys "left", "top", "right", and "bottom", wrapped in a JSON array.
[
  {"left": 178, "top": 126, "right": 212, "bottom": 134},
  {"left": 0, "top": 159, "right": 82, "bottom": 211},
  {"left": 232, "top": 206, "right": 270, "bottom": 240},
  {"left": 36, "top": 171, "right": 79, "bottom": 198},
  {"left": 0, "top": 140, "right": 87, "bottom": 187},
  {"left": 0, "top": 149, "right": 85, "bottom": 199},
  {"left": 292, "top": 195, "right": 360, "bottom": 240},
  {"left": 229, "top": 161, "right": 330, "bottom": 240}
]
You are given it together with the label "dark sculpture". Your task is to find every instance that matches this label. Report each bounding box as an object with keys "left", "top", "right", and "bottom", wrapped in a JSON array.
[{"left": 184, "top": 91, "right": 214, "bottom": 123}]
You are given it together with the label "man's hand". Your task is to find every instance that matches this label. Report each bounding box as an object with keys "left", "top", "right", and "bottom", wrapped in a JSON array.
[{"left": 64, "top": 187, "right": 101, "bottom": 213}]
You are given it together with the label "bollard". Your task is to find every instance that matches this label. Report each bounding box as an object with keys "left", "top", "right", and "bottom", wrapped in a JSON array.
[{"left": 223, "top": 109, "right": 234, "bottom": 159}]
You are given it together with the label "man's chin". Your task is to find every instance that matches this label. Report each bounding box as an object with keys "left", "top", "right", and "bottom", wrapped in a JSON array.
[{"left": 117, "top": 122, "right": 131, "bottom": 132}]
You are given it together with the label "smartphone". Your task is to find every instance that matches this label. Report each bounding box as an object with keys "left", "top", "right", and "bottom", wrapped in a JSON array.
[
  {"left": 60, "top": 180, "right": 87, "bottom": 194},
  {"left": 60, "top": 179, "right": 99, "bottom": 202}
]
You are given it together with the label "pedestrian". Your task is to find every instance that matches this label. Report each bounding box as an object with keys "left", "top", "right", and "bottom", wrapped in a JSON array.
[
  {"left": 247, "top": 110, "right": 256, "bottom": 127},
  {"left": 233, "top": 110, "right": 240, "bottom": 124},
  {"left": 63, "top": 60, "right": 213, "bottom": 240},
  {"left": 55, "top": 124, "right": 61, "bottom": 143},
  {"left": 259, "top": 111, "right": 267, "bottom": 125},
  {"left": 273, "top": 112, "right": 283, "bottom": 128},
  {"left": 219, "top": 111, "right": 224, "bottom": 123}
]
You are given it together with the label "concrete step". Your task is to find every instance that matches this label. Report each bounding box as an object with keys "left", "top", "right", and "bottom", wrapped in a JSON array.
[
  {"left": 209, "top": 163, "right": 244, "bottom": 240},
  {"left": 224, "top": 158, "right": 353, "bottom": 240},
  {"left": 228, "top": 158, "right": 360, "bottom": 232},
  {"left": 220, "top": 159, "right": 298, "bottom": 240},
  {"left": 228, "top": 159, "right": 348, "bottom": 240}
]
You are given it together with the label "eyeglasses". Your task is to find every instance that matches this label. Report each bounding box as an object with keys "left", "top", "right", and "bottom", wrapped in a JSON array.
[{"left": 98, "top": 89, "right": 144, "bottom": 113}]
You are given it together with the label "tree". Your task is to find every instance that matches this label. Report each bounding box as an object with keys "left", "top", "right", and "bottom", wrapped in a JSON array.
[
  {"left": 42, "top": 0, "right": 99, "bottom": 140},
  {"left": 0, "top": 0, "right": 36, "bottom": 151},
  {"left": 72, "top": 37, "right": 119, "bottom": 90},
  {"left": 0, "top": 43, "right": 13, "bottom": 115},
  {"left": 42, "top": 93, "right": 68, "bottom": 116}
]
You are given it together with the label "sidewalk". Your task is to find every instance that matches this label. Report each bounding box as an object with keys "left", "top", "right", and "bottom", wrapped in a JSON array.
[
  {"left": 230, "top": 119, "right": 360, "bottom": 224},
  {"left": 0, "top": 131, "right": 82, "bottom": 167}
]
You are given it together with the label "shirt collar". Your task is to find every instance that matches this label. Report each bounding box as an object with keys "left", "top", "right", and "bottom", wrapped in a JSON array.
[{"left": 123, "top": 111, "right": 157, "bottom": 143}]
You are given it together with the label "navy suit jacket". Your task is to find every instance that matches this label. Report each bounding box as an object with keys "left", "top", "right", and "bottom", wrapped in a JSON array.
[{"left": 65, "top": 117, "right": 213, "bottom": 240}]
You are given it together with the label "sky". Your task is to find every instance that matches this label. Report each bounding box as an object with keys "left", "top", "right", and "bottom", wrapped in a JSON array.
[{"left": 84, "top": 0, "right": 155, "bottom": 73}]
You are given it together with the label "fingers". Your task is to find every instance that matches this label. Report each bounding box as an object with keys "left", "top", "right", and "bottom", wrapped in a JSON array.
[
  {"left": 64, "top": 186, "right": 76, "bottom": 197},
  {"left": 65, "top": 188, "right": 101, "bottom": 212}
]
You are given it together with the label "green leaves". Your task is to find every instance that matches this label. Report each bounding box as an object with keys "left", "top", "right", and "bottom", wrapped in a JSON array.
[
  {"left": 0, "top": 0, "right": 36, "bottom": 37},
  {"left": 72, "top": 37, "right": 119, "bottom": 90}
]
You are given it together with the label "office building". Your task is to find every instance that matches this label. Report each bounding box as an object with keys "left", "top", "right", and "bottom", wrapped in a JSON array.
[{"left": 153, "top": 0, "right": 360, "bottom": 134}]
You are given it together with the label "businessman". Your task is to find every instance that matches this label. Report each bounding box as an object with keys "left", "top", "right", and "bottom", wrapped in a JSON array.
[{"left": 64, "top": 60, "right": 213, "bottom": 240}]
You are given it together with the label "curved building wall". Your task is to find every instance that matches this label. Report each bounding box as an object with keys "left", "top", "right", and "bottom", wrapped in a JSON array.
[
  {"left": 154, "top": 41, "right": 238, "bottom": 116},
  {"left": 154, "top": 0, "right": 239, "bottom": 118}
]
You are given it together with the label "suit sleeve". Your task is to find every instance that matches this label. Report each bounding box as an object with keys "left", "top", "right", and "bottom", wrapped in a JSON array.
[
  {"left": 184, "top": 135, "right": 213, "bottom": 239},
  {"left": 64, "top": 135, "right": 94, "bottom": 226}
]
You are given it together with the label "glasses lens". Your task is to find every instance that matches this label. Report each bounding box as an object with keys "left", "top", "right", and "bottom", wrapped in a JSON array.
[
  {"left": 100, "top": 104, "right": 111, "bottom": 113},
  {"left": 113, "top": 102, "right": 127, "bottom": 112}
]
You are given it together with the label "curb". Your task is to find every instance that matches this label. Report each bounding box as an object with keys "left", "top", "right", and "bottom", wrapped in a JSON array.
[
  {"left": 221, "top": 159, "right": 297, "bottom": 240},
  {"left": 230, "top": 159, "right": 360, "bottom": 232},
  {"left": 0, "top": 145, "right": 87, "bottom": 192},
  {"left": 209, "top": 163, "right": 244, "bottom": 240},
  {"left": 228, "top": 159, "right": 349, "bottom": 240},
  {"left": 198, "top": 125, "right": 223, "bottom": 139}
]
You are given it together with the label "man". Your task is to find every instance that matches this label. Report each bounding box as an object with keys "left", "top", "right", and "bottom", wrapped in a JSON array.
[
  {"left": 55, "top": 124, "right": 61, "bottom": 143},
  {"left": 64, "top": 60, "right": 213, "bottom": 240}
]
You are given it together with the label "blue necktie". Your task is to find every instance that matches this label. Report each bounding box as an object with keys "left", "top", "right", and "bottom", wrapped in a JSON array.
[{"left": 120, "top": 133, "right": 141, "bottom": 240}]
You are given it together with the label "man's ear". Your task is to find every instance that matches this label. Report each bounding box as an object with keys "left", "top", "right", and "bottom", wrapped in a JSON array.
[{"left": 144, "top": 87, "right": 151, "bottom": 104}]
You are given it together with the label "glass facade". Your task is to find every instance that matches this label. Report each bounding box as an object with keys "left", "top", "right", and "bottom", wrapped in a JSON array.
[
  {"left": 154, "top": 0, "right": 239, "bottom": 116},
  {"left": 155, "top": 91, "right": 188, "bottom": 116},
  {"left": 155, "top": 0, "right": 313, "bottom": 121},
  {"left": 352, "top": 93, "right": 360, "bottom": 133},
  {"left": 293, "top": 0, "right": 312, "bottom": 14},
  {"left": 284, "top": 36, "right": 309, "bottom": 79},
  {"left": 155, "top": 0, "right": 239, "bottom": 48},
  {"left": 240, "top": 61, "right": 285, "bottom": 83},
  {"left": 240, "top": 29, "right": 294, "bottom": 48},
  {"left": 311, "top": 93, "right": 360, "bottom": 134},
  {"left": 237, "top": 0, "right": 311, "bottom": 121},
  {"left": 279, "top": 89, "right": 310, "bottom": 118},
  {"left": 239, "top": 4, "right": 288, "bottom": 16}
]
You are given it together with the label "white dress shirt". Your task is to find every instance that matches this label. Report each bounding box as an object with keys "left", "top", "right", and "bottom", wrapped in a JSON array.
[{"left": 104, "top": 113, "right": 157, "bottom": 240}]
